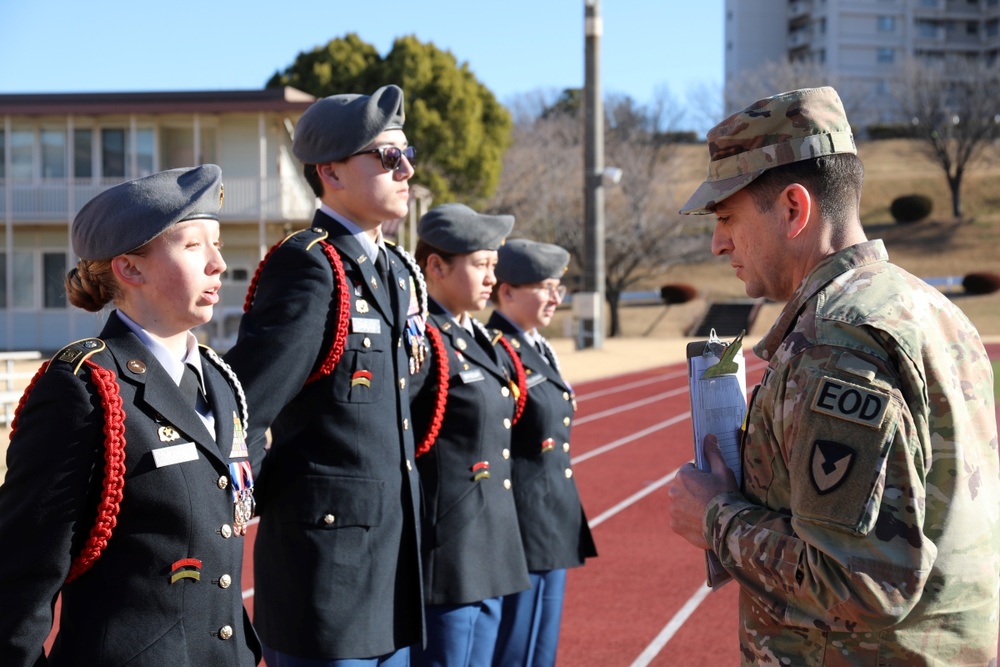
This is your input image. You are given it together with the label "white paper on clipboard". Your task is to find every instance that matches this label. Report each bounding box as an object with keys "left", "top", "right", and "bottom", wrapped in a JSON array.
[{"left": 686, "top": 329, "right": 748, "bottom": 589}]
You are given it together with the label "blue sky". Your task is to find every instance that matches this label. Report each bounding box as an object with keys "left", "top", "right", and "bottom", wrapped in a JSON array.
[{"left": 0, "top": 1, "right": 723, "bottom": 130}]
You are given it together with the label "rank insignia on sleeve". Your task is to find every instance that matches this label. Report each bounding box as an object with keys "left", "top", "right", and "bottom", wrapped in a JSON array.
[{"left": 811, "top": 440, "right": 855, "bottom": 494}]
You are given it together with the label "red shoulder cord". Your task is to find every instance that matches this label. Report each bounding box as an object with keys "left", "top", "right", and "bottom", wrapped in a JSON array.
[
  {"left": 415, "top": 324, "right": 449, "bottom": 458},
  {"left": 10, "top": 360, "right": 127, "bottom": 584},
  {"left": 497, "top": 337, "right": 527, "bottom": 425},
  {"left": 243, "top": 238, "right": 351, "bottom": 385}
]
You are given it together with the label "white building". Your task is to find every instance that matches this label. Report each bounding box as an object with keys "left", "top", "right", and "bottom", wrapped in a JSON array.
[
  {"left": 724, "top": 0, "right": 1000, "bottom": 124},
  {"left": 0, "top": 88, "right": 318, "bottom": 352}
]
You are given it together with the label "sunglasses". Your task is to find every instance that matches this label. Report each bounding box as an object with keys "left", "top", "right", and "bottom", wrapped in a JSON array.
[{"left": 348, "top": 145, "right": 416, "bottom": 172}]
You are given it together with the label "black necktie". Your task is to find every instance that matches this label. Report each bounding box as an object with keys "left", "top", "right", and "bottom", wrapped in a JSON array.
[
  {"left": 180, "top": 363, "right": 204, "bottom": 410},
  {"left": 375, "top": 248, "right": 390, "bottom": 288}
]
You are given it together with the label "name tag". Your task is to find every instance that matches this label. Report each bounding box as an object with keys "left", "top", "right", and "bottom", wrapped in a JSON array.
[
  {"left": 459, "top": 369, "right": 485, "bottom": 384},
  {"left": 352, "top": 317, "right": 382, "bottom": 334},
  {"left": 526, "top": 373, "right": 547, "bottom": 389},
  {"left": 152, "top": 441, "right": 199, "bottom": 468},
  {"left": 810, "top": 376, "right": 889, "bottom": 429}
]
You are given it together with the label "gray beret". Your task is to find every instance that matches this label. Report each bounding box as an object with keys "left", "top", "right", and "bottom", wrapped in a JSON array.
[
  {"left": 495, "top": 239, "right": 570, "bottom": 284},
  {"left": 292, "top": 84, "right": 405, "bottom": 164},
  {"left": 418, "top": 204, "right": 514, "bottom": 254},
  {"left": 72, "top": 164, "right": 223, "bottom": 261}
]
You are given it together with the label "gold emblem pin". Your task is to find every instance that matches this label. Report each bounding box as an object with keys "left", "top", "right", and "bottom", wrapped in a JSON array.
[
  {"left": 456, "top": 338, "right": 467, "bottom": 351},
  {"left": 127, "top": 359, "right": 147, "bottom": 374},
  {"left": 158, "top": 425, "right": 180, "bottom": 442},
  {"left": 371, "top": 276, "right": 378, "bottom": 290},
  {"left": 356, "top": 299, "right": 370, "bottom": 314}
]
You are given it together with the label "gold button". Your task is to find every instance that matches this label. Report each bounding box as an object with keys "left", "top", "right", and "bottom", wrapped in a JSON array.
[
  {"left": 217, "top": 476, "right": 228, "bottom": 489},
  {"left": 127, "top": 359, "right": 147, "bottom": 374},
  {"left": 563, "top": 391, "right": 570, "bottom": 401},
  {"left": 220, "top": 524, "right": 232, "bottom": 538},
  {"left": 403, "top": 418, "right": 409, "bottom": 430},
  {"left": 218, "top": 625, "right": 233, "bottom": 640},
  {"left": 219, "top": 574, "right": 232, "bottom": 589},
  {"left": 563, "top": 442, "right": 570, "bottom": 453},
  {"left": 563, "top": 417, "right": 571, "bottom": 426},
  {"left": 503, "top": 479, "right": 512, "bottom": 490},
  {"left": 503, "top": 418, "right": 511, "bottom": 429},
  {"left": 406, "top": 460, "right": 413, "bottom": 471},
  {"left": 501, "top": 386, "right": 510, "bottom": 397},
  {"left": 565, "top": 468, "right": 573, "bottom": 479},
  {"left": 363, "top": 337, "right": 371, "bottom": 348},
  {"left": 323, "top": 514, "right": 336, "bottom": 525},
  {"left": 502, "top": 448, "right": 510, "bottom": 460},
  {"left": 399, "top": 377, "right": 406, "bottom": 390}
]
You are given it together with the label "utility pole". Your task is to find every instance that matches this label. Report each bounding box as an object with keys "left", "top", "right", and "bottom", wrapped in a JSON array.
[{"left": 580, "top": 0, "right": 605, "bottom": 349}]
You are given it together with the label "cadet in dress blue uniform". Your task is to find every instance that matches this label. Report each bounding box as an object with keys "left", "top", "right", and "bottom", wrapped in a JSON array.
[
  {"left": 409, "top": 204, "right": 531, "bottom": 667},
  {"left": 486, "top": 239, "right": 597, "bottom": 667},
  {"left": 0, "top": 165, "right": 264, "bottom": 666},
  {"left": 223, "top": 85, "right": 425, "bottom": 667}
]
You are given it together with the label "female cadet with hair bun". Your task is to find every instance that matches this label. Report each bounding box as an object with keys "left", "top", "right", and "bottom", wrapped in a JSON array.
[
  {"left": 409, "top": 203, "right": 531, "bottom": 667},
  {"left": 0, "top": 165, "right": 264, "bottom": 667}
]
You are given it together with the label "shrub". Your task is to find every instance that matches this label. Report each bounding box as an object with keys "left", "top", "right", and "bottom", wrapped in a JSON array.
[
  {"left": 962, "top": 272, "right": 1000, "bottom": 295},
  {"left": 890, "top": 194, "right": 933, "bottom": 224},
  {"left": 866, "top": 124, "right": 918, "bottom": 140},
  {"left": 660, "top": 283, "right": 698, "bottom": 305}
]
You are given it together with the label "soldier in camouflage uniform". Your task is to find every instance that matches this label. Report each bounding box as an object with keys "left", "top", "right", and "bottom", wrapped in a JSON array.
[{"left": 668, "top": 86, "right": 1000, "bottom": 665}]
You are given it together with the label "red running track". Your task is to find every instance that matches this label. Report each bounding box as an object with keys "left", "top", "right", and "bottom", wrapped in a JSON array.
[{"left": 45, "top": 343, "right": 1000, "bottom": 665}]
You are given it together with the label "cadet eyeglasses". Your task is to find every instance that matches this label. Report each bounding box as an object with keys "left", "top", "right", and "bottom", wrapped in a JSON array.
[
  {"left": 532, "top": 284, "right": 568, "bottom": 301},
  {"left": 348, "top": 145, "right": 416, "bottom": 172}
]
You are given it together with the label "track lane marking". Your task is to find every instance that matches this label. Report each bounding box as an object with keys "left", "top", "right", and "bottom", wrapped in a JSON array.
[
  {"left": 571, "top": 414, "right": 690, "bottom": 465},
  {"left": 629, "top": 584, "right": 713, "bottom": 667}
]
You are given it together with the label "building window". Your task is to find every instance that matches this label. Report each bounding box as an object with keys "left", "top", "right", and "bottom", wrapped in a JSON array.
[
  {"left": 42, "top": 252, "right": 67, "bottom": 308},
  {"left": 877, "top": 47, "right": 895, "bottom": 63},
  {"left": 921, "top": 0, "right": 937, "bottom": 6},
  {"left": 1, "top": 251, "right": 36, "bottom": 309},
  {"left": 967, "top": 21, "right": 979, "bottom": 36},
  {"left": 918, "top": 20, "right": 938, "bottom": 37},
  {"left": 41, "top": 130, "right": 66, "bottom": 179},
  {"left": 9, "top": 130, "right": 33, "bottom": 182},
  {"left": 135, "top": 128, "right": 154, "bottom": 178},
  {"left": 102, "top": 129, "right": 126, "bottom": 178},
  {"left": 877, "top": 16, "right": 896, "bottom": 32},
  {"left": 987, "top": 19, "right": 999, "bottom": 36},
  {"left": 74, "top": 129, "right": 93, "bottom": 179},
  {"left": 0, "top": 130, "right": 4, "bottom": 180}
]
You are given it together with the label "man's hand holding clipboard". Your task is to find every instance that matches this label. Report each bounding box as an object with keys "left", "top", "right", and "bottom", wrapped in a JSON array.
[{"left": 668, "top": 329, "right": 747, "bottom": 588}]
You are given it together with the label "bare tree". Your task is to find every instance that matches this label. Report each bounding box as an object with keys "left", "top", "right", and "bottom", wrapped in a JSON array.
[
  {"left": 487, "top": 89, "right": 712, "bottom": 337},
  {"left": 894, "top": 57, "right": 1000, "bottom": 220}
]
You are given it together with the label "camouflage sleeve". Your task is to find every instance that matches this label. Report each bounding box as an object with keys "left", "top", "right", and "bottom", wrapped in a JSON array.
[{"left": 703, "top": 344, "right": 935, "bottom": 632}]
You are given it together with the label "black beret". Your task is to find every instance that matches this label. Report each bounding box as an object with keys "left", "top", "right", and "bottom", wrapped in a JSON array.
[
  {"left": 292, "top": 84, "right": 405, "bottom": 164},
  {"left": 72, "top": 164, "right": 223, "bottom": 261},
  {"left": 495, "top": 239, "right": 570, "bottom": 284},
  {"left": 417, "top": 204, "right": 514, "bottom": 254}
]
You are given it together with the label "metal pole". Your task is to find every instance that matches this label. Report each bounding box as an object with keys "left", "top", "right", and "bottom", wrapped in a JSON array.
[{"left": 582, "top": 0, "right": 605, "bottom": 349}]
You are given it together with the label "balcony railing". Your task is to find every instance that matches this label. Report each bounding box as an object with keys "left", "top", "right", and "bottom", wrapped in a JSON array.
[{"left": 0, "top": 176, "right": 315, "bottom": 222}]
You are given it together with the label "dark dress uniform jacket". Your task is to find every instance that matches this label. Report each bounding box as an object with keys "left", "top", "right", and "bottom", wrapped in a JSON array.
[
  {"left": 0, "top": 314, "right": 263, "bottom": 667},
  {"left": 224, "top": 211, "right": 423, "bottom": 660},
  {"left": 410, "top": 300, "right": 530, "bottom": 606},
  {"left": 486, "top": 313, "right": 597, "bottom": 571}
]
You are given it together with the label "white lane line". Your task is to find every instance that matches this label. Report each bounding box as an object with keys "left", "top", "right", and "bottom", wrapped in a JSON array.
[
  {"left": 571, "top": 413, "right": 690, "bottom": 465},
  {"left": 243, "top": 587, "right": 254, "bottom": 600},
  {"left": 629, "top": 584, "right": 713, "bottom": 667},
  {"left": 576, "top": 369, "right": 688, "bottom": 402},
  {"left": 574, "top": 388, "right": 688, "bottom": 426},
  {"left": 589, "top": 468, "right": 677, "bottom": 528}
]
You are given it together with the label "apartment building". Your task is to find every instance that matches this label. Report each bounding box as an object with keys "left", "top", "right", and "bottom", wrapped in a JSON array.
[
  {"left": 724, "top": 0, "right": 1000, "bottom": 124},
  {"left": 0, "top": 87, "right": 321, "bottom": 352}
]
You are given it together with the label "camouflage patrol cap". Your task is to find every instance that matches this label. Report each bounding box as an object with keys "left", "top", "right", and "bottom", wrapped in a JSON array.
[
  {"left": 292, "top": 84, "right": 405, "bottom": 164},
  {"left": 72, "top": 164, "right": 224, "bottom": 261},
  {"left": 679, "top": 86, "right": 856, "bottom": 215}
]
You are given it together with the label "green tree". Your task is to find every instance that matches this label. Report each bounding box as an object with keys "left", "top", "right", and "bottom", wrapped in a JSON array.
[{"left": 267, "top": 33, "right": 510, "bottom": 206}]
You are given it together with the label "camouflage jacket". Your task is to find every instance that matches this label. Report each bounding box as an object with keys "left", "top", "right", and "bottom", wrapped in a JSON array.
[{"left": 703, "top": 240, "right": 1000, "bottom": 666}]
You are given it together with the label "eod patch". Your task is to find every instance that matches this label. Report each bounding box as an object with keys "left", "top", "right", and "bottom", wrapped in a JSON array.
[{"left": 810, "top": 375, "right": 889, "bottom": 429}]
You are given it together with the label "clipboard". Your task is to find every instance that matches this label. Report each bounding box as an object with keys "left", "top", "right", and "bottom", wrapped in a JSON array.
[{"left": 686, "top": 329, "right": 748, "bottom": 589}]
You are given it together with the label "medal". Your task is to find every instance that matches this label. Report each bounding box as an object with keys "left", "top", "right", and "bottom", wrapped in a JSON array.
[{"left": 228, "top": 460, "right": 255, "bottom": 536}]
